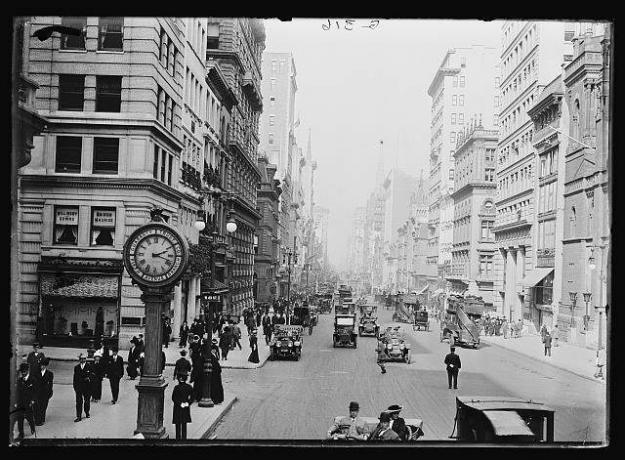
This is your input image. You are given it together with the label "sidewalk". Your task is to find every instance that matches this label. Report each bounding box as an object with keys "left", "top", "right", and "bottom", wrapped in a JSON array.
[
  {"left": 480, "top": 332, "right": 606, "bottom": 384},
  {"left": 18, "top": 330, "right": 270, "bottom": 370},
  {"left": 16, "top": 364, "right": 236, "bottom": 441}
]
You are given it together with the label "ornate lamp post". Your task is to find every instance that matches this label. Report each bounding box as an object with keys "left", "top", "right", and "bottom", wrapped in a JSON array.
[
  {"left": 198, "top": 330, "right": 214, "bottom": 408},
  {"left": 568, "top": 291, "right": 577, "bottom": 328},
  {"left": 589, "top": 245, "right": 607, "bottom": 380},
  {"left": 282, "top": 245, "right": 298, "bottom": 325},
  {"left": 582, "top": 292, "right": 592, "bottom": 332}
]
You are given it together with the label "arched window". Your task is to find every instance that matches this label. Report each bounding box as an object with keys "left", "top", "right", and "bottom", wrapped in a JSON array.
[{"left": 569, "top": 206, "right": 577, "bottom": 237}]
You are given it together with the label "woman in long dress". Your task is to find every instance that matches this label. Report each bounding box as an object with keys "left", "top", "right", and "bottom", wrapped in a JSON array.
[
  {"left": 209, "top": 349, "right": 224, "bottom": 404},
  {"left": 248, "top": 329, "right": 260, "bottom": 363}
]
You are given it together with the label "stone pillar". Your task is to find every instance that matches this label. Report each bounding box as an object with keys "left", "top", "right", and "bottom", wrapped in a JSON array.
[
  {"left": 172, "top": 283, "right": 182, "bottom": 340},
  {"left": 505, "top": 249, "right": 516, "bottom": 321},
  {"left": 516, "top": 246, "right": 525, "bottom": 323}
]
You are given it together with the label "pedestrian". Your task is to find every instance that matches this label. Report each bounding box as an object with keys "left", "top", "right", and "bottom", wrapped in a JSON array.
[
  {"left": 516, "top": 319, "right": 523, "bottom": 338},
  {"left": 502, "top": 318, "right": 509, "bottom": 339},
  {"left": 552, "top": 324, "right": 560, "bottom": 347},
  {"left": 107, "top": 346, "right": 124, "bottom": 404},
  {"left": 220, "top": 326, "right": 233, "bottom": 360},
  {"left": 377, "top": 340, "right": 388, "bottom": 374},
  {"left": 91, "top": 354, "right": 105, "bottom": 403},
  {"left": 231, "top": 321, "right": 243, "bottom": 350},
  {"left": 136, "top": 334, "right": 145, "bottom": 354},
  {"left": 540, "top": 324, "right": 548, "bottom": 343},
  {"left": 162, "top": 316, "right": 172, "bottom": 348},
  {"left": 248, "top": 329, "right": 260, "bottom": 364},
  {"left": 256, "top": 308, "right": 262, "bottom": 328},
  {"left": 10, "top": 363, "right": 37, "bottom": 443},
  {"left": 327, "top": 401, "right": 367, "bottom": 440},
  {"left": 174, "top": 349, "right": 192, "bottom": 381},
  {"left": 245, "top": 313, "right": 255, "bottom": 336},
  {"left": 189, "top": 340, "right": 204, "bottom": 402},
  {"left": 73, "top": 353, "right": 94, "bottom": 422},
  {"left": 179, "top": 320, "right": 190, "bottom": 348},
  {"left": 444, "top": 346, "right": 461, "bottom": 390},
  {"left": 368, "top": 412, "right": 400, "bottom": 441},
  {"left": 261, "top": 311, "right": 272, "bottom": 345},
  {"left": 34, "top": 357, "right": 54, "bottom": 426},
  {"left": 161, "top": 346, "right": 167, "bottom": 374},
  {"left": 127, "top": 337, "right": 140, "bottom": 380},
  {"left": 209, "top": 347, "right": 224, "bottom": 404},
  {"left": 544, "top": 331, "right": 552, "bottom": 357},
  {"left": 171, "top": 371, "right": 193, "bottom": 440},
  {"left": 27, "top": 342, "right": 46, "bottom": 376}
]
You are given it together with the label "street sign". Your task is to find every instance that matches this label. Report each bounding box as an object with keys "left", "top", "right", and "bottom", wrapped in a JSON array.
[{"left": 201, "top": 294, "right": 222, "bottom": 302}]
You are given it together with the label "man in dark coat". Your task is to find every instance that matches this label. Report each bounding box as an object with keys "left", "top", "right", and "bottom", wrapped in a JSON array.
[
  {"left": 127, "top": 337, "right": 140, "bottom": 379},
  {"left": 189, "top": 342, "right": 204, "bottom": 402},
  {"left": 91, "top": 354, "right": 105, "bottom": 402},
  {"left": 27, "top": 342, "right": 46, "bottom": 376},
  {"left": 171, "top": 371, "right": 193, "bottom": 440},
  {"left": 219, "top": 327, "right": 233, "bottom": 360},
  {"left": 10, "top": 363, "right": 37, "bottom": 443},
  {"left": 444, "top": 346, "right": 462, "bottom": 390},
  {"left": 73, "top": 353, "right": 94, "bottom": 422},
  {"left": 34, "top": 358, "right": 54, "bottom": 425},
  {"left": 179, "top": 321, "right": 190, "bottom": 348},
  {"left": 107, "top": 346, "right": 124, "bottom": 404},
  {"left": 174, "top": 349, "right": 192, "bottom": 381},
  {"left": 208, "top": 348, "right": 224, "bottom": 404},
  {"left": 386, "top": 404, "right": 408, "bottom": 440},
  {"left": 261, "top": 312, "right": 272, "bottom": 345},
  {"left": 162, "top": 316, "right": 173, "bottom": 348},
  {"left": 368, "top": 412, "right": 400, "bottom": 441}
]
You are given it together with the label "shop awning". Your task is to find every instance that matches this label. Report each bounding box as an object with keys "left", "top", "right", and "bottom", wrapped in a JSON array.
[
  {"left": 521, "top": 268, "right": 554, "bottom": 287},
  {"left": 41, "top": 274, "right": 119, "bottom": 299},
  {"left": 416, "top": 285, "right": 429, "bottom": 295},
  {"left": 200, "top": 278, "right": 229, "bottom": 295}
]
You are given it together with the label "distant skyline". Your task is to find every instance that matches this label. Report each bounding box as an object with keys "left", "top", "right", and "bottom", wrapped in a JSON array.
[{"left": 263, "top": 18, "right": 503, "bottom": 269}]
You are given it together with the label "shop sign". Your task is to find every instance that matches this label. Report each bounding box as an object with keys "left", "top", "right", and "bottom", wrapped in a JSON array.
[
  {"left": 201, "top": 294, "right": 222, "bottom": 302},
  {"left": 56, "top": 208, "right": 79, "bottom": 225},
  {"left": 93, "top": 209, "right": 116, "bottom": 228}
]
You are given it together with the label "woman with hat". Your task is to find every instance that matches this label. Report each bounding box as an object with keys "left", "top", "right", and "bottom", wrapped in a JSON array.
[
  {"left": 171, "top": 370, "right": 193, "bottom": 440},
  {"left": 248, "top": 329, "right": 260, "bottom": 364},
  {"left": 208, "top": 347, "right": 224, "bottom": 404},
  {"left": 368, "top": 412, "right": 400, "bottom": 441},
  {"left": 386, "top": 404, "right": 408, "bottom": 440}
]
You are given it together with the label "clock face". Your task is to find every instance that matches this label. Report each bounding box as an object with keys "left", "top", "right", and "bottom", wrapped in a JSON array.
[{"left": 124, "top": 223, "right": 188, "bottom": 286}]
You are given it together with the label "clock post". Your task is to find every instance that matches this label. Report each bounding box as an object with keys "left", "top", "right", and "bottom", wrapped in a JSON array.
[{"left": 123, "top": 208, "right": 189, "bottom": 439}]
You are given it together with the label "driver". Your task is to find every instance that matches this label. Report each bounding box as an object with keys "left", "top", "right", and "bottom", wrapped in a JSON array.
[{"left": 327, "top": 401, "right": 367, "bottom": 440}]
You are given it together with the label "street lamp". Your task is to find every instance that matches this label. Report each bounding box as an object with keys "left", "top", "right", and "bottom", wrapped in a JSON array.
[
  {"left": 282, "top": 246, "right": 298, "bottom": 324},
  {"left": 198, "top": 334, "right": 214, "bottom": 408},
  {"left": 589, "top": 243, "right": 608, "bottom": 380},
  {"left": 568, "top": 291, "right": 577, "bottom": 328},
  {"left": 582, "top": 292, "right": 592, "bottom": 332}
]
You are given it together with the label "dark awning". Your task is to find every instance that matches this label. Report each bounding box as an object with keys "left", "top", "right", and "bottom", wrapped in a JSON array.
[
  {"left": 40, "top": 273, "right": 119, "bottom": 299},
  {"left": 200, "top": 278, "right": 229, "bottom": 294}
]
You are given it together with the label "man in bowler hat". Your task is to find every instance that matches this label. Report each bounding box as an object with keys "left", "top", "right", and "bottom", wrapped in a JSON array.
[
  {"left": 107, "top": 346, "right": 124, "bottom": 404},
  {"left": 368, "top": 412, "right": 400, "bottom": 441},
  {"left": 10, "top": 363, "right": 37, "bottom": 443},
  {"left": 444, "top": 346, "right": 462, "bottom": 389},
  {"left": 73, "top": 353, "right": 94, "bottom": 422},
  {"left": 34, "top": 358, "right": 54, "bottom": 425},
  {"left": 327, "top": 401, "right": 367, "bottom": 440}
]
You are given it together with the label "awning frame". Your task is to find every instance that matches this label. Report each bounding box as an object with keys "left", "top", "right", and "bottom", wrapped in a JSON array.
[{"left": 521, "top": 268, "right": 554, "bottom": 288}]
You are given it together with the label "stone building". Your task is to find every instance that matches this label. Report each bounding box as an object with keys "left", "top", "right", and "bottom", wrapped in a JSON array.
[
  {"left": 206, "top": 18, "right": 265, "bottom": 316},
  {"left": 560, "top": 23, "right": 610, "bottom": 347},
  {"left": 447, "top": 122, "right": 498, "bottom": 311}
]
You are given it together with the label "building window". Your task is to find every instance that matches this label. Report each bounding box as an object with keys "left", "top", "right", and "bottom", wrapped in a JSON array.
[
  {"left": 91, "top": 208, "right": 116, "bottom": 246},
  {"left": 60, "top": 17, "right": 86, "bottom": 49},
  {"left": 159, "top": 27, "right": 166, "bottom": 63},
  {"left": 460, "top": 56, "right": 466, "bottom": 67},
  {"left": 95, "top": 76, "right": 122, "bottom": 112},
  {"left": 55, "top": 136, "right": 82, "bottom": 173},
  {"left": 479, "top": 254, "right": 494, "bottom": 275},
  {"left": 98, "top": 17, "right": 124, "bottom": 51},
  {"left": 54, "top": 206, "right": 79, "bottom": 245},
  {"left": 451, "top": 113, "right": 456, "bottom": 124},
  {"left": 206, "top": 23, "right": 220, "bottom": 49},
  {"left": 460, "top": 76, "right": 465, "bottom": 87},
  {"left": 268, "top": 133, "right": 274, "bottom": 145},
  {"left": 535, "top": 272, "right": 553, "bottom": 304},
  {"left": 453, "top": 76, "right": 458, "bottom": 87},
  {"left": 452, "top": 95, "right": 457, "bottom": 106},
  {"left": 481, "top": 221, "right": 494, "bottom": 240},
  {"left": 269, "top": 115, "right": 275, "bottom": 126},
  {"left": 153, "top": 145, "right": 159, "bottom": 179},
  {"left": 485, "top": 168, "right": 494, "bottom": 182},
  {"left": 270, "top": 97, "right": 275, "bottom": 106},
  {"left": 167, "top": 153, "right": 173, "bottom": 185},
  {"left": 458, "top": 113, "right": 464, "bottom": 124},
  {"left": 58, "top": 74, "right": 85, "bottom": 111},
  {"left": 459, "top": 95, "right": 464, "bottom": 106},
  {"left": 93, "top": 137, "right": 119, "bottom": 174},
  {"left": 450, "top": 132, "right": 456, "bottom": 143}
]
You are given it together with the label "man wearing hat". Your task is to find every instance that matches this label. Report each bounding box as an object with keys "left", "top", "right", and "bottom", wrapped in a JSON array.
[
  {"left": 73, "top": 353, "right": 94, "bottom": 422},
  {"left": 10, "top": 363, "right": 37, "bottom": 443},
  {"left": 326, "top": 401, "right": 367, "bottom": 440},
  {"left": 444, "top": 345, "right": 462, "bottom": 390},
  {"left": 27, "top": 342, "right": 46, "bottom": 376},
  {"left": 386, "top": 404, "right": 408, "bottom": 440},
  {"left": 368, "top": 412, "right": 400, "bottom": 441},
  {"left": 174, "top": 349, "right": 192, "bottom": 381},
  {"left": 127, "top": 337, "right": 140, "bottom": 379},
  {"left": 171, "top": 370, "right": 193, "bottom": 440},
  {"left": 107, "top": 346, "right": 124, "bottom": 404},
  {"left": 34, "top": 357, "right": 54, "bottom": 425}
]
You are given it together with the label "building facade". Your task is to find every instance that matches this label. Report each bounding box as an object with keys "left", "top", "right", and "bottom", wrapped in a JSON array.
[
  {"left": 493, "top": 21, "right": 572, "bottom": 325},
  {"left": 560, "top": 23, "right": 610, "bottom": 347},
  {"left": 448, "top": 123, "right": 498, "bottom": 311}
]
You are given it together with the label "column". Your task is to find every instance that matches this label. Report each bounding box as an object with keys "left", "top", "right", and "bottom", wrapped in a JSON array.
[
  {"left": 506, "top": 248, "right": 516, "bottom": 321},
  {"left": 516, "top": 246, "right": 525, "bottom": 322},
  {"left": 172, "top": 283, "right": 182, "bottom": 340}
]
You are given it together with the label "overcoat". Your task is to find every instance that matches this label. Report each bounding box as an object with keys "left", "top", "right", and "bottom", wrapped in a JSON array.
[{"left": 172, "top": 382, "right": 193, "bottom": 424}]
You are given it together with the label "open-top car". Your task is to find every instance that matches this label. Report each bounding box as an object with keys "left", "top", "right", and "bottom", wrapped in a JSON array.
[
  {"left": 327, "top": 415, "right": 424, "bottom": 441},
  {"left": 269, "top": 325, "right": 304, "bottom": 361},
  {"left": 377, "top": 326, "right": 411, "bottom": 363},
  {"left": 291, "top": 305, "right": 313, "bottom": 334},
  {"left": 333, "top": 314, "right": 357, "bottom": 348},
  {"left": 358, "top": 305, "right": 379, "bottom": 337}
]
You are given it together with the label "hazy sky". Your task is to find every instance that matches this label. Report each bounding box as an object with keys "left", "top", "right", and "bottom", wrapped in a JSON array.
[{"left": 263, "top": 18, "right": 502, "bottom": 269}]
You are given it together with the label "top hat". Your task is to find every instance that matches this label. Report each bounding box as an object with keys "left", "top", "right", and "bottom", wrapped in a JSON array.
[
  {"left": 386, "top": 404, "right": 402, "bottom": 413},
  {"left": 349, "top": 401, "right": 359, "bottom": 411},
  {"left": 33, "top": 342, "right": 40, "bottom": 348},
  {"left": 379, "top": 412, "right": 392, "bottom": 423},
  {"left": 19, "top": 363, "right": 29, "bottom": 372}
]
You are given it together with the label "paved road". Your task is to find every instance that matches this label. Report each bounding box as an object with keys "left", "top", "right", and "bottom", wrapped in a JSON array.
[{"left": 208, "top": 302, "right": 606, "bottom": 442}]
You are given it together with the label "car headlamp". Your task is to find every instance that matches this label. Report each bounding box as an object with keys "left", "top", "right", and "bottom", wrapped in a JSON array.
[
  {"left": 276, "top": 341, "right": 282, "bottom": 347},
  {"left": 294, "top": 341, "right": 300, "bottom": 346},
  {"left": 288, "top": 343, "right": 293, "bottom": 347}
]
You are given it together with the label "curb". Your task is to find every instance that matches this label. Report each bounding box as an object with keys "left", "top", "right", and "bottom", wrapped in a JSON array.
[
  {"left": 192, "top": 396, "right": 238, "bottom": 439},
  {"left": 481, "top": 337, "right": 605, "bottom": 384}
]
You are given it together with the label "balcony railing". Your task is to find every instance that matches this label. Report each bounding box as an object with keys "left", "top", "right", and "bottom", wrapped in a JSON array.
[{"left": 181, "top": 162, "right": 202, "bottom": 191}]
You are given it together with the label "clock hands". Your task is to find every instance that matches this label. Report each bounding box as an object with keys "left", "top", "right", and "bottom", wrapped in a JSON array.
[
  {"left": 153, "top": 253, "right": 172, "bottom": 261},
  {"left": 152, "top": 250, "right": 169, "bottom": 257}
]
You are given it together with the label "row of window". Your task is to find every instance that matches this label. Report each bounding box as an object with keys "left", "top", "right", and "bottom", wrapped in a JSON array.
[
  {"left": 497, "top": 164, "right": 533, "bottom": 198},
  {"left": 501, "top": 59, "right": 537, "bottom": 110},
  {"left": 451, "top": 95, "right": 465, "bottom": 107},
  {"left": 537, "top": 218, "right": 556, "bottom": 250},
  {"left": 538, "top": 180, "right": 557, "bottom": 215},
  {"left": 450, "top": 113, "right": 465, "bottom": 125},
  {"left": 56, "top": 136, "right": 119, "bottom": 174},
  {"left": 500, "top": 93, "right": 535, "bottom": 138},
  {"left": 496, "top": 199, "right": 531, "bottom": 224},
  {"left": 59, "top": 17, "right": 123, "bottom": 52},
  {"left": 152, "top": 144, "right": 174, "bottom": 186},
  {"left": 499, "top": 128, "right": 534, "bottom": 164},
  {"left": 502, "top": 23, "right": 537, "bottom": 81},
  {"left": 58, "top": 74, "right": 121, "bottom": 112},
  {"left": 156, "top": 85, "right": 177, "bottom": 133},
  {"left": 452, "top": 75, "right": 466, "bottom": 88},
  {"left": 159, "top": 26, "right": 178, "bottom": 77},
  {"left": 53, "top": 206, "right": 117, "bottom": 246}
]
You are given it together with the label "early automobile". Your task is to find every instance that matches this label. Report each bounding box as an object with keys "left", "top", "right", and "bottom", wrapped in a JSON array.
[
  {"left": 333, "top": 314, "right": 358, "bottom": 348},
  {"left": 377, "top": 326, "right": 411, "bottom": 363},
  {"left": 451, "top": 396, "right": 555, "bottom": 443},
  {"left": 327, "top": 415, "right": 424, "bottom": 441},
  {"left": 440, "top": 295, "right": 483, "bottom": 348},
  {"left": 269, "top": 325, "right": 303, "bottom": 361},
  {"left": 413, "top": 309, "right": 430, "bottom": 331},
  {"left": 291, "top": 305, "right": 313, "bottom": 334},
  {"left": 309, "top": 305, "right": 319, "bottom": 326},
  {"left": 358, "top": 305, "right": 379, "bottom": 337}
]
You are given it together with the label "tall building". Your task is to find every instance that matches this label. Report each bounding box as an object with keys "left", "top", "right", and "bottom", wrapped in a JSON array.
[
  {"left": 312, "top": 205, "right": 330, "bottom": 276},
  {"left": 407, "top": 171, "right": 430, "bottom": 293},
  {"left": 493, "top": 21, "right": 572, "bottom": 324},
  {"left": 427, "top": 45, "right": 499, "bottom": 298},
  {"left": 447, "top": 122, "right": 498, "bottom": 311},
  {"left": 560, "top": 23, "right": 610, "bottom": 347},
  {"left": 365, "top": 141, "right": 386, "bottom": 292},
  {"left": 206, "top": 17, "right": 265, "bottom": 316}
]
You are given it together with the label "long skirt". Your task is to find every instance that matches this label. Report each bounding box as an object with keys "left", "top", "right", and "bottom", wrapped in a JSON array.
[
  {"left": 210, "top": 372, "right": 224, "bottom": 404},
  {"left": 248, "top": 348, "right": 259, "bottom": 363}
]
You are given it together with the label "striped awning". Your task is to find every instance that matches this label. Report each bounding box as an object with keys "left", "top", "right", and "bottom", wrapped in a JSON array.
[{"left": 40, "top": 273, "right": 119, "bottom": 299}]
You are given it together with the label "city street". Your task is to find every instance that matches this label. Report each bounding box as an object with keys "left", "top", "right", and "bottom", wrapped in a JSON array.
[{"left": 208, "top": 304, "right": 605, "bottom": 442}]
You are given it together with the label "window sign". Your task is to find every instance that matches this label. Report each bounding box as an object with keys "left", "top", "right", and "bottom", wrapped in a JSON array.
[
  {"left": 54, "top": 207, "right": 79, "bottom": 245},
  {"left": 56, "top": 208, "right": 79, "bottom": 225},
  {"left": 92, "top": 209, "right": 116, "bottom": 227}
]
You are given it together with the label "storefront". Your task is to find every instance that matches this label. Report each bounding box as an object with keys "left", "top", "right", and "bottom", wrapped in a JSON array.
[
  {"left": 521, "top": 268, "right": 554, "bottom": 331},
  {"left": 38, "top": 257, "right": 123, "bottom": 348}
]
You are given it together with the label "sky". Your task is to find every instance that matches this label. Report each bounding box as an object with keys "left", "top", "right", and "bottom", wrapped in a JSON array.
[{"left": 263, "top": 18, "right": 503, "bottom": 270}]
